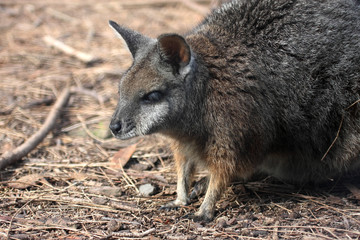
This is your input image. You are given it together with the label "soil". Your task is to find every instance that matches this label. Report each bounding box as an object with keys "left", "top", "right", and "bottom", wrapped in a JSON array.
[{"left": 1, "top": 0, "right": 360, "bottom": 239}]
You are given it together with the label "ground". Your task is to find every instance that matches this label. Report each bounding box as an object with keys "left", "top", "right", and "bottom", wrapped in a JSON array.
[{"left": 1, "top": 0, "right": 360, "bottom": 239}]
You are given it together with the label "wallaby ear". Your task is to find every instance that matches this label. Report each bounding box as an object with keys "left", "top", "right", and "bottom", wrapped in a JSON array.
[
  {"left": 109, "top": 20, "right": 151, "bottom": 58},
  {"left": 157, "top": 34, "right": 191, "bottom": 70}
]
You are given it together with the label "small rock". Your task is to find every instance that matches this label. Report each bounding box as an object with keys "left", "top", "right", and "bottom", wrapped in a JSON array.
[
  {"left": 252, "top": 230, "right": 268, "bottom": 237},
  {"left": 289, "top": 211, "right": 301, "bottom": 219},
  {"left": 227, "top": 217, "right": 237, "bottom": 225},
  {"left": 263, "top": 217, "right": 275, "bottom": 225},
  {"left": 216, "top": 216, "right": 229, "bottom": 228},
  {"left": 88, "top": 186, "right": 122, "bottom": 197},
  {"left": 107, "top": 219, "right": 123, "bottom": 232},
  {"left": 139, "top": 183, "right": 157, "bottom": 197},
  {"left": 132, "top": 163, "right": 151, "bottom": 171}
]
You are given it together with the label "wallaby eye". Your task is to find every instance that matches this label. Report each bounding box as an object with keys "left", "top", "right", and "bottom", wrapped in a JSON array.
[{"left": 141, "top": 91, "right": 163, "bottom": 104}]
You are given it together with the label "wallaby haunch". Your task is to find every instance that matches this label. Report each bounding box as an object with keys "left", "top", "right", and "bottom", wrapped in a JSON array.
[{"left": 109, "top": 0, "right": 360, "bottom": 221}]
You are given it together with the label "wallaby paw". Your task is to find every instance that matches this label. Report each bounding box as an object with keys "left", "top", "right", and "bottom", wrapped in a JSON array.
[
  {"left": 189, "top": 176, "right": 209, "bottom": 200},
  {"left": 183, "top": 211, "right": 214, "bottom": 222},
  {"left": 159, "top": 199, "right": 188, "bottom": 211}
]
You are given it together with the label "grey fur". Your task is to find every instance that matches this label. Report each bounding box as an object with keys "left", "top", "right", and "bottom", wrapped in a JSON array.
[{"left": 109, "top": 0, "right": 360, "bottom": 221}]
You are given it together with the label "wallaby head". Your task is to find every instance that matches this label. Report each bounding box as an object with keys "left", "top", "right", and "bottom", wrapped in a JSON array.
[{"left": 108, "top": 20, "right": 193, "bottom": 140}]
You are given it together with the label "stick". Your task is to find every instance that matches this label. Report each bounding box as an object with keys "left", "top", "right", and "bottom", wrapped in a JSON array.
[
  {"left": 21, "top": 96, "right": 55, "bottom": 109},
  {"left": 46, "top": 8, "right": 78, "bottom": 23},
  {"left": 70, "top": 86, "right": 108, "bottom": 104},
  {"left": 0, "top": 88, "right": 71, "bottom": 170},
  {"left": 272, "top": 221, "right": 279, "bottom": 240},
  {"left": 0, "top": 103, "right": 16, "bottom": 115},
  {"left": 43, "top": 35, "right": 101, "bottom": 65},
  {"left": 111, "top": 228, "right": 156, "bottom": 238},
  {"left": 320, "top": 116, "right": 344, "bottom": 161},
  {"left": 109, "top": 200, "right": 141, "bottom": 212},
  {"left": 321, "top": 98, "right": 360, "bottom": 161}
]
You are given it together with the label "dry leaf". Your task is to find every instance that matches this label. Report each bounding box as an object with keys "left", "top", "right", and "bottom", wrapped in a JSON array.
[
  {"left": 8, "top": 174, "right": 44, "bottom": 189},
  {"left": 110, "top": 144, "right": 137, "bottom": 169}
]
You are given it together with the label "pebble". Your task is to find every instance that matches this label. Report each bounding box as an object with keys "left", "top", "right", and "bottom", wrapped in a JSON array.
[{"left": 139, "top": 183, "right": 156, "bottom": 197}]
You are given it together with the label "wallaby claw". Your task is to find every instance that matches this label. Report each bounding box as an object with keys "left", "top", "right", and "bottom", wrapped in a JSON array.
[
  {"left": 159, "top": 202, "right": 180, "bottom": 211},
  {"left": 159, "top": 199, "right": 188, "bottom": 211}
]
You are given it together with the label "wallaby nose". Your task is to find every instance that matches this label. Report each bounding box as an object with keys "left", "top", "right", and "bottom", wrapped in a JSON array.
[{"left": 109, "top": 121, "right": 122, "bottom": 134}]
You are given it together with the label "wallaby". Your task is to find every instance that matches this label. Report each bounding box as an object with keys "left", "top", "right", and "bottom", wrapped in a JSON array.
[{"left": 109, "top": 0, "right": 360, "bottom": 221}]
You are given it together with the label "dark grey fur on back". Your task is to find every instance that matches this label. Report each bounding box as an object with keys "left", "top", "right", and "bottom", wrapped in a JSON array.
[{"left": 181, "top": 0, "right": 360, "bottom": 182}]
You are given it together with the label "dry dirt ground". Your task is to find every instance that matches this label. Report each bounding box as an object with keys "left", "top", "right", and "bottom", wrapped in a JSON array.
[{"left": 1, "top": 0, "right": 360, "bottom": 239}]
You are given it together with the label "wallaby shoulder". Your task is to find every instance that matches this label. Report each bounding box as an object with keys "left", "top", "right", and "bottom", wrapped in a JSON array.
[{"left": 181, "top": 0, "right": 360, "bottom": 181}]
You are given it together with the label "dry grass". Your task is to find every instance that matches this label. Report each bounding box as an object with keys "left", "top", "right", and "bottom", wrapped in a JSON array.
[{"left": 1, "top": 0, "right": 360, "bottom": 239}]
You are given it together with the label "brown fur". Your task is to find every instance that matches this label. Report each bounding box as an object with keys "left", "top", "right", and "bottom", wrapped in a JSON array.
[{"left": 109, "top": 0, "right": 360, "bottom": 221}]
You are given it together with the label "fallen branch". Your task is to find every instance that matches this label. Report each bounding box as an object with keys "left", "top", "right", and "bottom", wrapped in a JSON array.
[
  {"left": 272, "top": 221, "right": 279, "bottom": 240},
  {"left": 21, "top": 96, "right": 55, "bottom": 109},
  {"left": 70, "top": 86, "right": 108, "bottom": 105},
  {"left": 111, "top": 228, "right": 156, "bottom": 238},
  {"left": 43, "top": 35, "right": 101, "bottom": 65},
  {"left": 0, "top": 88, "right": 71, "bottom": 170},
  {"left": 0, "top": 103, "right": 16, "bottom": 115},
  {"left": 109, "top": 200, "right": 141, "bottom": 212}
]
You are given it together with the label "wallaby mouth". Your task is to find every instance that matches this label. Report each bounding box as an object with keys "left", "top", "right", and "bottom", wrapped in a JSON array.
[{"left": 109, "top": 119, "right": 137, "bottom": 140}]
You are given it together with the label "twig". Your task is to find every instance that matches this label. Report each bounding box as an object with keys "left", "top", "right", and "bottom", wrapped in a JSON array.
[
  {"left": 76, "top": 114, "right": 106, "bottom": 143},
  {"left": 321, "top": 115, "right": 344, "bottom": 162},
  {"left": 295, "top": 193, "right": 360, "bottom": 225},
  {"left": 4, "top": 195, "right": 119, "bottom": 213},
  {"left": 272, "top": 221, "right": 279, "bottom": 240},
  {"left": 99, "top": 167, "right": 116, "bottom": 187},
  {"left": 43, "top": 35, "right": 101, "bottom": 65},
  {"left": 109, "top": 200, "right": 140, "bottom": 212},
  {"left": 61, "top": 116, "right": 107, "bottom": 132},
  {"left": 111, "top": 228, "right": 156, "bottom": 238},
  {"left": 321, "top": 99, "right": 360, "bottom": 161},
  {"left": 24, "top": 162, "right": 111, "bottom": 168},
  {"left": 46, "top": 8, "right": 78, "bottom": 23},
  {"left": 70, "top": 86, "right": 108, "bottom": 104},
  {"left": 21, "top": 96, "right": 55, "bottom": 109},
  {"left": 0, "top": 103, "right": 16, "bottom": 115},
  {"left": 7, "top": 198, "right": 35, "bottom": 239},
  {"left": 0, "top": 88, "right": 71, "bottom": 170},
  {"left": 6, "top": 190, "right": 56, "bottom": 239},
  {"left": 118, "top": 163, "right": 140, "bottom": 194},
  {"left": 247, "top": 225, "right": 360, "bottom": 236}
]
